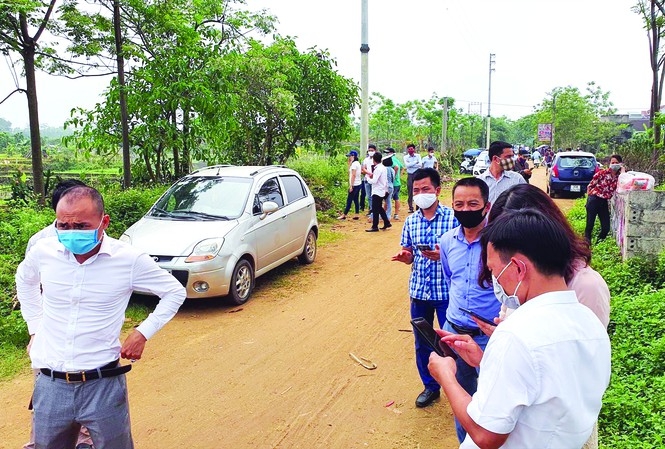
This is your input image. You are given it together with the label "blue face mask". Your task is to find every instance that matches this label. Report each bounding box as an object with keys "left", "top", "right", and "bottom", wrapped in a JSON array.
[{"left": 56, "top": 218, "right": 104, "bottom": 255}]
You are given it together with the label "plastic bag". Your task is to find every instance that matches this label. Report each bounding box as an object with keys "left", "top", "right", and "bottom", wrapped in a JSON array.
[{"left": 617, "top": 171, "right": 655, "bottom": 192}]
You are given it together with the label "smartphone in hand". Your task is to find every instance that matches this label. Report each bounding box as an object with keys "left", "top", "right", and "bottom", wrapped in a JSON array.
[
  {"left": 416, "top": 244, "right": 432, "bottom": 251},
  {"left": 410, "top": 317, "right": 458, "bottom": 359},
  {"left": 459, "top": 308, "right": 496, "bottom": 326}
]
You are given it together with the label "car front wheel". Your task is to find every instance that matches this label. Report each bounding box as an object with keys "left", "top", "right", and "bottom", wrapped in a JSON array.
[
  {"left": 229, "top": 259, "right": 254, "bottom": 305},
  {"left": 298, "top": 229, "right": 317, "bottom": 264}
]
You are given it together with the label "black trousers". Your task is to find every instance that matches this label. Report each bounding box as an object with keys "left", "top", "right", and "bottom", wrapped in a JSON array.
[
  {"left": 343, "top": 185, "right": 362, "bottom": 215},
  {"left": 359, "top": 180, "right": 367, "bottom": 211},
  {"left": 371, "top": 194, "right": 390, "bottom": 229},
  {"left": 585, "top": 194, "right": 610, "bottom": 242}
]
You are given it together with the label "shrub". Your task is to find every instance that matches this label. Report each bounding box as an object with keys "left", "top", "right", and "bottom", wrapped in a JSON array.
[
  {"left": 102, "top": 186, "right": 168, "bottom": 238},
  {"left": 566, "top": 202, "right": 665, "bottom": 448},
  {"left": 287, "top": 153, "right": 348, "bottom": 219}
]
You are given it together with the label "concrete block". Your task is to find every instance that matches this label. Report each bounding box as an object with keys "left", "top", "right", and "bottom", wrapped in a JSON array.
[{"left": 611, "top": 190, "right": 665, "bottom": 260}]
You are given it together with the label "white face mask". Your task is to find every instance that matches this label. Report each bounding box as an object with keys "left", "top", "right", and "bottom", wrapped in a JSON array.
[
  {"left": 368, "top": 151, "right": 375, "bottom": 158},
  {"left": 413, "top": 193, "right": 437, "bottom": 209},
  {"left": 492, "top": 260, "right": 522, "bottom": 309}
]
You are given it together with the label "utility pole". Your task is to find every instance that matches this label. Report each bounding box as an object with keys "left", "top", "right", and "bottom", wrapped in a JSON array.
[
  {"left": 485, "top": 53, "right": 495, "bottom": 149},
  {"left": 551, "top": 92, "right": 557, "bottom": 150},
  {"left": 360, "top": 0, "right": 369, "bottom": 155},
  {"left": 441, "top": 96, "right": 448, "bottom": 154}
]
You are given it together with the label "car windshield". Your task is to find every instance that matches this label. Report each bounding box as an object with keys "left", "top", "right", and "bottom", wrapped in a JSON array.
[
  {"left": 559, "top": 156, "right": 595, "bottom": 169},
  {"left": 149, "top": 176, "right": 252, "bottom": 220}
]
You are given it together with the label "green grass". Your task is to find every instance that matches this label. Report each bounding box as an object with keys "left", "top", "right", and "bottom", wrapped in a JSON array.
[{"left": 0, "top": 343, "right": 30, "bottom": 381}]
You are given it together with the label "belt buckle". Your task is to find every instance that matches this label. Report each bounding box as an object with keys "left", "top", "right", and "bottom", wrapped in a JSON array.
[{"left": 65, "top": 371, "right": 86, "bottom": 383}]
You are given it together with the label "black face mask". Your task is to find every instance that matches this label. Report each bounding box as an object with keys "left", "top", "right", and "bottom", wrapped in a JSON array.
[{"left": 454, "top": 208, "right": 487, "bottom": 229}]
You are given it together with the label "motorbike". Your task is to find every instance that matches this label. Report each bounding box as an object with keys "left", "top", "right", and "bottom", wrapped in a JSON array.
[{"left": 460, "top": 156, "right": 475, "bottom": 174}]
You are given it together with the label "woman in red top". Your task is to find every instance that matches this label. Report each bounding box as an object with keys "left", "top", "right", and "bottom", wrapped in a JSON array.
[{"left": 584, "top": 154, "right": 623, "bottom": 243}]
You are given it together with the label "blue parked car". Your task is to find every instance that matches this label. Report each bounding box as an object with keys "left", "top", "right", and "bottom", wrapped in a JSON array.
[{"left": 547, "top": 151, "right": 598, "bottom": 198}]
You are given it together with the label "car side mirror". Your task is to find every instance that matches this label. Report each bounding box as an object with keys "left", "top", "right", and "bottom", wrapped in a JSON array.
[{"left": 260, "top": 201, "right": 279, "bottom": 219}]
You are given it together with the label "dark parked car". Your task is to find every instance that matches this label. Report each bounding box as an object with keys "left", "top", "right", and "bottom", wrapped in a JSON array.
[{"left": 547, "top": 151, "right": 598, "bottom": 198}]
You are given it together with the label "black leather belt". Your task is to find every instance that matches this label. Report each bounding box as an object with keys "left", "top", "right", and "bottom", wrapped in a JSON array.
[
  {"left": 40, "top": 359, "right": 131, "bottom": 383},
  {"left": 447, "top": 320, "right": 483, "bottom": 337}
]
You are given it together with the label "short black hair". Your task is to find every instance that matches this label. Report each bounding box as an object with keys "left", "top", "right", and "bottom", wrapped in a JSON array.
[
  {"left": 488, "top": 141, "right": 513, "bottom": 160},
  {"left": 51, "top": 179, "right": 87, "bottom": 211},
  {"left": 372, "top": 152, "right": 383, "bottom": 163},
  {"left": 428, "top": 146, "right": 435, "bottom": 151},
  {"left": 59, "top": 185, "right": 105, "bottom": 216},
  {"left": 481, "top": 208, "right": 571, "bottom": 277},
  {"left": 382, "top": 156, "right": 394, "bottom": 167},
  {"left": 368, "top": 144, "right": 377, "bottom": 151},
  {"left": 452, "top": 177, "right": 489, "bottom": 204},
  {"left": 407, "top": 143, "right": 416, "bottom": 150},
  {"left": 611, "top": 154, "right": 623, "bottom": 163},
  {"left": 412, "top": 168, "right": 440, "bottom": 188}
]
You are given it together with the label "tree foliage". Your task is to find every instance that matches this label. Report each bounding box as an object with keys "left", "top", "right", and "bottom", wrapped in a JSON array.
[
  {"left": 62, "top": 1, "right": 357, "bottom": 181},
  {"left": 532, "top": 83, "right": 622, "bottom": 151}
]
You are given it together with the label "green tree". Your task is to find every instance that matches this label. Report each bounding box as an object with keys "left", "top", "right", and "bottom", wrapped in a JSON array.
[
  {"left": 221, "top": 37, "right": 358, "bottom": 165},
  {"left": 368, "top": 93, "right": 412, "bottom": 149},
  {"left": 533, "top": 84, "right": 620, "bottom": 151},
  {"left": 66, "top": 0, "right": 275, "bottom": 182},
  {"left": 633, "top": 0, "right": 665, "bottom": 154}
]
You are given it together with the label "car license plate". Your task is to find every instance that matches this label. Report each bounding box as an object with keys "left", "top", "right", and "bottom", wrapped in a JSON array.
[{"left": 570, "top": 185, "right": 581, "bottom": 192}]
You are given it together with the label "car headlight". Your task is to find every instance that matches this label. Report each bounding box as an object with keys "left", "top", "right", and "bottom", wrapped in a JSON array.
[
  {"left": 119, "top": 234, "right": 132, "bottom": 244},
  {"left": 185, "top": 238, "right": 225, "bottom": 262}
]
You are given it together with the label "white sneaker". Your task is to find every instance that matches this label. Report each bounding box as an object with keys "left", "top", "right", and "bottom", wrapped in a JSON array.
[{"left": 393, "top": 215, "right": 400, "bottom": 221}]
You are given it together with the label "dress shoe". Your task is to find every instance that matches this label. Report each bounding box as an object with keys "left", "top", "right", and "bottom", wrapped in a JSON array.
[
  {"left": 415, "top": 389, "right": 440, "bottom": 408},
  {"left": 381, "top": 223, "right": 392, "bottom": 230},
  {"left": 365, "top": 228, "right": 379, "bottom": 232}
]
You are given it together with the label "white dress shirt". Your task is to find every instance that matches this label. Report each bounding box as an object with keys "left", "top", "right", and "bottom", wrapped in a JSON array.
[
  {"left": 367, "top": 163, "right": 388, "bottom": 197},
  {"left": 461, "top": 290, "right": 611, "bottom": 449},
  {"left": 16, "top": 234, "right": 186, "bottom": 371}
]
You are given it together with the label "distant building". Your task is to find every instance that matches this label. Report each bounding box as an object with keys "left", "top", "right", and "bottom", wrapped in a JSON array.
[{"left": 600, "top": 113, "right": 650, "bottom": 143}]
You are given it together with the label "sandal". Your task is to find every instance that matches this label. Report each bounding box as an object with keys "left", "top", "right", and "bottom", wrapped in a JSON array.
[{"left": 337, "top": 215, "right": 346, "bottom": 220}]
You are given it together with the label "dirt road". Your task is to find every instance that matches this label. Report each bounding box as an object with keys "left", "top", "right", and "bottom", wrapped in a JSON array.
[{"left": 0, "top": 166, "right": 570, "bottom": 449}]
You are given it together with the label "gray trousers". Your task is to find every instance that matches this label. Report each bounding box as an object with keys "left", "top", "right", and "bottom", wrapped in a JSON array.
[
  {"left": 407, "top": 172, "right": 416, "bottom": 211},
  {"left": 33, "top": 372, "right": 134, "bottom": 449}
]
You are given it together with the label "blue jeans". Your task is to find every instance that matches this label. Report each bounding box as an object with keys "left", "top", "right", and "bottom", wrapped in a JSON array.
[
  {"left": 442, "top": 320, "right": 490, "bottom": 443},
  {"left": 385, "top": 186, "right": 394, "bottom": 218},
  {"left": 33, "top": 372, "right": 134, "bottom": 449},
  {"left": 364, "top": 181, "right": 373, "bottom": 214},
  {"left": 410, "top": 298, "right": 449, "bottom": 392}
]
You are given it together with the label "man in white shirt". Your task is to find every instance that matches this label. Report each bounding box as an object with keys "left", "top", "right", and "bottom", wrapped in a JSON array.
[
  {"left": 16, "top": 185, "right": 186, "bottom": 449},
  {"left": 23, "top": 179, "right": 95, "bottom": 449},
  {"left": 477, "top": 141, "right": 525, "bottom": 204},
  {"left": 422, "top": 147, "right": 439, "bottom": 170},
  {"left": 403, "top": 143, "right": 422, "bottom": 213},
  {"left": 365, "top": 151, "right": 392, "bottom": 232},
  {"left": 428, "top": 208, "right": 611, "bottom": 448}
]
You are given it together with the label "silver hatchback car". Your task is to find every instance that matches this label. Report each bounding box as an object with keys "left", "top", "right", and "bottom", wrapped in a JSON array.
[{"left": 120, "top": 165, "right": 318, "bottom": 304}]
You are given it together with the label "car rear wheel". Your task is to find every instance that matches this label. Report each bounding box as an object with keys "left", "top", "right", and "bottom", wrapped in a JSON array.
[
  {"left": 229, "top": 259, "right": 254, "bottom": 305},
  {"left": 548, "top": 186, "right": 556, "bottom": 198},
  {"left": 298, "top": 229, "right": 317, "bottom": 264}
]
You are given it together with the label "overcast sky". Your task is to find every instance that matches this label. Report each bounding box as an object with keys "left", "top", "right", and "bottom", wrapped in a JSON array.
[{"left": 0, "top": 0, "right": 652, "bottom": 129}]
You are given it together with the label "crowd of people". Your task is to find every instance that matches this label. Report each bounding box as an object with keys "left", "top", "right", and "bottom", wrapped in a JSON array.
[
  {"left": 14, "top": 140, "right": 622, "bottom": 449},
  {"left": 384, "top": 140, "right": 615, "bottom": 448}
]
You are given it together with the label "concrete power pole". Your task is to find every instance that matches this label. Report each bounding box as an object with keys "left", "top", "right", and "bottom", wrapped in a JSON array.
[
  {"left": 360, "top": 0, "right": 369, "bottom": 154},
  {"left": 485, "top": 53, "right": 495, "bottom": 149},
  {"left": 441, "top": 96, "right": 448, "bottom": 154}
]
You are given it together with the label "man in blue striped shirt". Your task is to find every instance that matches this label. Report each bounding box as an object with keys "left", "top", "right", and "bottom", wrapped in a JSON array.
[
  {"left": 392, "top": 168, "right": 458, "bottom": 408},
  {"left": 439, "top": 176, "right": 499, "bottom": 443}
]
